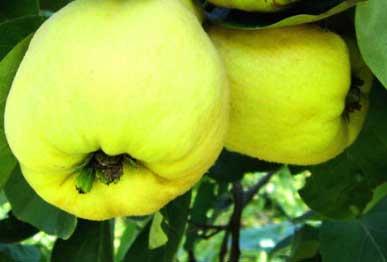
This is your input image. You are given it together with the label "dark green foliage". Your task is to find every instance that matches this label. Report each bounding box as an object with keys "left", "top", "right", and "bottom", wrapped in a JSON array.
[
  {"left": 0, "top": 0, "right": 39, "bottom": 21},
  {"left": 0, "top": 37, "right": 31, "bottom": 190},
  {"left": 5, "top": 167, "right": 77, "bottom": 239},
  {"left": 209, "top": 149, "right": 279, "bottom": 182},
  {"left": 320, "top": 197, "right": 387, "bottom": 262},
  {"left": 52, "top": 220, "right": 114, "bottom": 262},
  {"left": 123, "top": 192, "right": 191, "bottom": 262},
  {"left": 0, "top": 243, "right": 40, "bottom": 262},
  {"left": 199, "top": 0, "right": 364, "bottom": 29},
  {"left": 356, "top": 0, "right": 387, "bottom": 88},
  {"left": 0, "top": 213, "right": 38, "bottom": 243},
  {"left": 296, "top": 83, "right": 387, "bottom": 219}
]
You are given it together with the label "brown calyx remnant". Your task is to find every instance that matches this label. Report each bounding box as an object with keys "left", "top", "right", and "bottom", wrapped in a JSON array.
[
  {"left": 92, "top": 151, "right": 125, "bottom": 185},
  {"left": 75, "top": 150, "right": 137, "bottom": 194},
  {"left": 344, "top": 75, "right": 363, "bottom": 120}
]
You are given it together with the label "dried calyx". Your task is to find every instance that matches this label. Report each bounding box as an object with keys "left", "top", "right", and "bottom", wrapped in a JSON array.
[
  {"left": 75, "top": 150, "right": 136, "bottom": 194},
  {"left": 344, "top": 75, "right": 363, "bottom": 120}
]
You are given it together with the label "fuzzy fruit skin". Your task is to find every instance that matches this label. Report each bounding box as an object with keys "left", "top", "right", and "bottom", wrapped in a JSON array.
[
  {"left": 209, "top": 25, "right": 371, "bottom": 165},
  {"left": 208, "top": 0, "right": 299, "bottom": 12},
  {"left": 5, "top": 0, "right": 229, "bottom": 220}
]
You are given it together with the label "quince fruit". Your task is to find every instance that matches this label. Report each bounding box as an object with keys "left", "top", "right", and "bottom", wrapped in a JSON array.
[
  {"left": 209, "top": 25, "right": 372, "bottom": 165},
  {"left": 5, "top": 0, "right": 228, "bottom": 220}
]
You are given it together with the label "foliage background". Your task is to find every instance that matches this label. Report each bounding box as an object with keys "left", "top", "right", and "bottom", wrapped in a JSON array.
[{"left": 1, "top": 0, "right": 387, "bottom": 261}]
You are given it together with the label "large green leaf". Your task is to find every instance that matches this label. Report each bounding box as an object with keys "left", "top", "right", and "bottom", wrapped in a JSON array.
[
  {"left": 0, "top": 243, "right": 40, "bottom": 262},
  {"left": 296, "top": 83, "right": 387, "bottom": 219},
  {"left": 115, "top": 220, "right": 138, "bottom": 262},
  {"left": 320, "top": 197, "right": 387, "bottom": 262},
  {"left": 0, "top": 0, "right": 39, "bottom": 21},
  {"left": 0, "top": 37, "right": 32, "bottom": 190},
  {"left": 123, "top": 222, "right": 152, "bottom": 262},
  {"left": 52, "top": 219, "right": 114, "bottom": 262},
  {"left": 0, "top": 16, "right": 43, "bottom": 60},
  {"left": 356, "top": 0, "right": 387, "bottom": 88},
  {"left": 289, "top": 225, "right": 320, "bottom": 262},
  {"left": 0, "top": 213, "right": 38, "bottom": 243},
  {"left": 201, "top": 0, "right": 364, "bottom": 30},
  {"left": 124, "top": 192, "right": 191, "bottom": 262},
  {"left": 4, "top": 167, "right": 77, "bottom": 239}
]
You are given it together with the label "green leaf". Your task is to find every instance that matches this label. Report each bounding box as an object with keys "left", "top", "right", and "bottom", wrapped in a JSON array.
[
  {"left": 0, "top": 16, "right": 44, "bottom": 60},
  {"left": 0, "top": 36, "right": 32, "bottom": 190},
  {"left": 149, "top": 212, "right": 168, "bottom": 249},
  {"left": 52, "top": 219, "right": 114, "bottom": 262},
  {"left": 296, "top": 83, "right": 387, "bottom": 219},
  {"left": 4, "top": 167, "right": 77, "bottom": 239},
  {"left": 153, "top": 191, "right": 192, "bottom": 261},
  {"left": 0, "top": 192, "right": 7, "bottom": 206},
  {"left": 201, "top": 0, "right": 364, "bottom": 30},
  {"left": 364, "top": 182, "right": 387, "bottom": 213},
  {"left": 123, "top": 222, "right": 152, "bottom": 262},
  {"left": 320, "top": 197, "right": 387, "bottom": 262},
  {"left": 356, "top": 0, "right": 387, "bottom": 88},
  {"left": 0, "top": 0, "right": 39, "bottom": 21},
  {"left": 290, "top": 225, "right": 320, "bottom": 262},
  {"left": 184, "top": 180, "right": 217, "bottom": 251},
  {"left": 39, "top": 0, "right": 72, "bottom": 11},
  {"left": 270, "top": 234, "right": 293, "bottom": 260},
  {"left": 0, "top": 213, "right": 38, "bottom": 243},
  {"left": 124, "top": 192, "right": 192, "bottom": 262},
  {"left": 115, "top": 221, "right": 138, "bottom": 262},
  {"left": 184, "top": 179, "right": 230, "bottom": 252},
  {"left": 0, "top": 243, "right": 40, "bottom": 262},
  {"left": 209, "top": 149, "right": 279, "bottom": 182}
]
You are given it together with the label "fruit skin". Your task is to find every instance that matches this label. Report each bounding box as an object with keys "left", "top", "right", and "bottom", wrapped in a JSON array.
[
  {"left": 208, "top": 0, "right": 299, "bottom": 12},
  {"left": 5, "top": 0, "right": 229, "bottom": 220},
  {"left": 208, "top": 25, "right": 371, "bottom": 165}
]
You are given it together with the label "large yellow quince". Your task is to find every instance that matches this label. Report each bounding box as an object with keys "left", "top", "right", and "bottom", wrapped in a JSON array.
[
  {"left": 208, "top": 0, "right": 300, "bottom": 12},
  {"left": 5, "top": 0, "right": 229, "bottom": 220},
  {"left": 209, "top": 25, "right": 372, "bottom": 165}
]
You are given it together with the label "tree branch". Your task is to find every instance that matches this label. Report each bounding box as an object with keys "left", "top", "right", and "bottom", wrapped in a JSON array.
[
  {"left": 230, "top": 182, "right": 243, "bottom": 262},
  {"left": 219, "top": 231, "right": 230, "bottom": 262},
  {"left": 188, "top": 249, "right": 197, "bottom": 262},
  {"left": 242, "top": 171, "right": 276, "bottom": 208},
  {"left": 194, "top": 170, "right": 278, "bottom": 261}
]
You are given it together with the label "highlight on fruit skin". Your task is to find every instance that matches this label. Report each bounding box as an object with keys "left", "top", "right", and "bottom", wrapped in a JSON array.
[
  {"left": 207, "top": 0, "right": 300, "bottom": 12},
  {"left": 4, "top": 0, "right": 229, "bottom": 220},
  {"left": 208, "top": 24, "right": 372, "bottom": 166}
]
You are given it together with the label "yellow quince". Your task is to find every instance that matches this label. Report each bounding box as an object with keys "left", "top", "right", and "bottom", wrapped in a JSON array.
[
  {"left": 5, "top": 0, "right": 228, "bottom": 220},
  {"left": 209, "top": 25, "right": 372, "bottom": 165}
]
